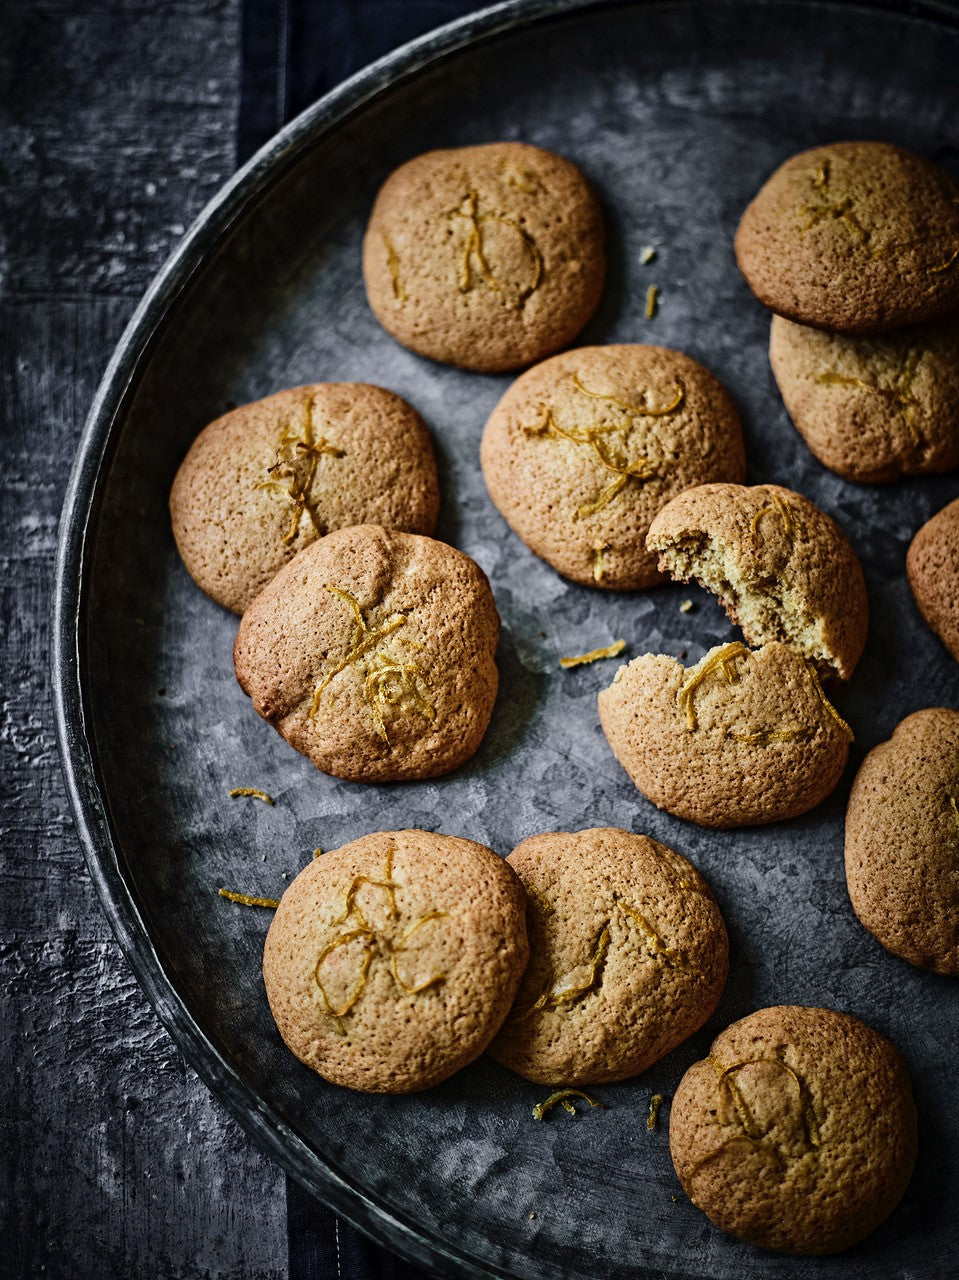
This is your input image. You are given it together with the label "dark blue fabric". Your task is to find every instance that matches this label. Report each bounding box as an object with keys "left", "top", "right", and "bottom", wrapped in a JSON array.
[{"left": 240, "top": 8, "right": 482, "bottom": 1274}]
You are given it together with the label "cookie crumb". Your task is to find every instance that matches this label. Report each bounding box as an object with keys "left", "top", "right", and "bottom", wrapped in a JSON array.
[
  {"left": 679, "top": 599, "right": 694, "bottom": 614},
  {"left": 228, "top": 787, "right": 275, "bottom": 805},
  {"left": 532, "top": 1088, "right": 606, "bottom": 1120},
  {"left": 218, "top": 888, "right": 280, "bottom": 909},
  {"left": 647, "top": 1093, "right": 664, "bottom": 1130},
  {"left": 560, "top": 640, "right": 626, "bottom": 669},
  {"left": 645, "top": 284, "right": 659, "bottom": 318},
  {"left": 640, "top": 246, "right": 657, "bottom": 264}
]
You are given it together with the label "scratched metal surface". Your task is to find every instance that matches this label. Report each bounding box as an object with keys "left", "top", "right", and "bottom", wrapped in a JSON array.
[{"left": 59, "top": 2, "right": 959, "bottom": 1277}]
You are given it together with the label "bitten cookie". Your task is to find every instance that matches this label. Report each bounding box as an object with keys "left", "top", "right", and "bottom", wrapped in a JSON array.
[
  {"left": 480, "top": 346, "right": 746, "bottom": 589},
  {"left": 363, "top": 142, "right": 605, "bottom": 373},
  {"left": 170, "top": 384, "right": 440, "bottom": 614},
  {"left": 487, "top": 828, "right": 728, "bottom": 1085},
  {"left": 669, "top": 1006, "right": 917, "bottom": 1254},
  {"left": 846, "top": 708, "right": 959, "bottom": 976},
  {"left": 233, "top": 526, "right": 500, "bottom": 782},
  {"left": 907, "top": 496, "right": 959, "bottom": 661},
  {"left": 647, "top": 482, "right": 868, "bottom": 680},
  {"left": 770, "top": 315, "right": 959, "bottom": 484},
  {"left": 263, "top": 830, "right": 529, "bottom": 1093},
  {"left": 736, "top": 141, "right": 959, "bottom": 332},
  {"left": 598, "top": 642, "right": 852, "bottom": 828}
]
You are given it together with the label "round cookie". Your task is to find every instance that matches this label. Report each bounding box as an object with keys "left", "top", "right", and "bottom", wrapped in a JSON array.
[
  {"left": 736, "top": 141, "right": 959, "bottom": 332},
  {"left": 169, "top": 384, "right": 440, "bottom": 615},
  {"left": 487, "top": 828, "right": 728, "bottom": 1085},
  {"left": 480, "top": 345, "right": 746, "bottom": 590},
  {"left": 362, "top": 142, "right": 605, "bottom": 373},
  {"left": 598, "top": 641, "right": 852, "bottom": 828},
  {"left": 845, "top": 708, "right": 959, "bottom": 976},
  {"left": 907, "top": 496, "right": 959, "bottom": 662},
  {"left": 233, "top": 526, "right": 500, "bottom": 782},
  {"left": 770, "top": 315, "right": 959, "bottom": 484},
  {"left": 263, "top": 830, "right": 529, "bottom": 1093},
  {"left": 647, "top": 482, "right": 868, "bottom": 680},
  {"left": 669, "top": 1005, "right": 917, "bottom": 1254}
]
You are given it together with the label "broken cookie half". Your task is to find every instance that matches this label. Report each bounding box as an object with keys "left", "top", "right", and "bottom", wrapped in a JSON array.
[
  {"left": 646, "top": 482, "right": 868, "bottom": 681},
  {"left": 598, "top": 642, "right": 853, "bottom": 828}
]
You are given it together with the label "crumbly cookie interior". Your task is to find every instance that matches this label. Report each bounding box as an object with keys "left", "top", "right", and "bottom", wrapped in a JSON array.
[{"left": 654, "top": 531, "right": 835, "bottom": 678}]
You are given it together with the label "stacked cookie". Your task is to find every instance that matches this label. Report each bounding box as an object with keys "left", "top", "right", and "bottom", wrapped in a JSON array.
[{"left": 736, "top": 142, "right": 959, "bottom": 484}]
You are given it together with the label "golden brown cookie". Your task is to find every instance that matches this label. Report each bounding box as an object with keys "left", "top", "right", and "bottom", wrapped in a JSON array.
[
  {"left": 263, "top": 830, "right": 529, "bottom": 1093},
  {"left": 736, "top": 141, "right": 959, "bottom": 332},
  {"left": 480, "top": 346, "right": 746, "bottom": 589},
  {"left": 770, "top": 315, "right": 959, "bottom": 484},
  {"left": 647, "top": 482, "right": 868, "bottom": 680},
  {"left": 170, "top": 384, "right": 440, "bottom": 614},
  {"left": 597, "top": 641, "right": 853, "bottom": 828},
  {"left": 907, "top": 496, "right": 959, "bottom": 661},
  {"left": 669, "top": 1005, "right": 917, "bottom": 1254},
  {"left": 487, "top": 828, "right": 728, "bottom": 1085},
  {"left": 845, "top": 708, "right": 959, "bottom": 976},
  {"left": 233, "top": 526, "right": 499, "bottom": 782},
  {"left": 362, "top": 142, "right": 605, "bottom": 373}
]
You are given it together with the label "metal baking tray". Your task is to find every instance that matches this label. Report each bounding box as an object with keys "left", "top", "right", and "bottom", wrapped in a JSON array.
[{"left": 53, "top": 2, "right": 959, "bottom": 1275}]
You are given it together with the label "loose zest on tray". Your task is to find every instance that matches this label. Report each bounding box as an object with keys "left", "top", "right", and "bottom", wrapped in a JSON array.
[
  {"left": 228, "top": 787, "right": 275, "bottom": 805},
  {"left": 532, "top": 1089, "right": 606, "bottom": 1121},
  {"left": 560, "top": 640, "right": 626, "bottom": 669}
]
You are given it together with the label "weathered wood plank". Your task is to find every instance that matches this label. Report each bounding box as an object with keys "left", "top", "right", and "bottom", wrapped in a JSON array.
[{"left": 0, "top": 1, "right": 287, "bottom": 1274}]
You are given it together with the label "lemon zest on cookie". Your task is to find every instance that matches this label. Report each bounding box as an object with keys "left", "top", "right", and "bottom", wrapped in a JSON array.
[
  {"left": 257, "top": 397, "right": 345, "bottom": 545},
  {"left": 801, "top": 161, "right": 869, "bottom": 245},
  {"left": 676, "top": 642, "right": 750, "bottom": 732},
  {"left": 449, "top": 190, "right": 544, "bottom": 305},
  {"left": 750, "top": 493, "right": 794, "bottom": 551},
  {"left": 309, "top": 587, "right": 431, "bottom": 745},
  {"left": 927, "top": 243, "right": 959, "bottom": 274},
  {"left": 645, "top": 284, "right": 659, "bottom": 318},
  {"left": 524, "top": 371, "right": 685, "bottom": 521},
  {"left": 647, "top": 1094, "right": 664, "bottom": 1130},
  {"left": 591, "top": 542, "right": 609, "bottom": 583},
  {"left": 708, "top": 1054, "right": 823, "bottom": 1150},
  {"left": 569, "top": 374, "right": 685, "bottom": 419},
  {"left": 228, "top": 787, "right": 275, "bottom": 804},
  {"left": 382, "top": 233, "right": 407, "bottom": 301},
  {"left": 729, "top": 725, "right": 812, "bottom": 746},
  {"left": 805, "top": 661, "right": 854, "bottom": 741},
  {"left": 816, "top": 348, "right": 924, "bottom": 447},
  {"left": 315, "top": 848, "right": 450, "bottom": 1030},
  {"left": 218, "top": 888, "right": 280, "bottom": 908},
  {"left": 618, "top": 901, "right": 701, "bottom": 977},
  {"left": 948, "top": 794, "right": 959, "bottom": 830},
  {"left": 532, "top": 1089, "right": 606, "bottom": 1121},
  {"left": 559, "top": 640, "right": 626, "bottom": 669},
  {"left": 524, "top": 923, "right": 611, "bottom": 1018},
  {"left": 390, "top": 910, "right": 449, "bottom": 995}
]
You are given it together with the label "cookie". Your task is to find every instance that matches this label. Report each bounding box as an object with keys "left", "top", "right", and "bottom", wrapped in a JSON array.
[
  {"left": 487, "top": 828, "right": 728, "bottom": 1085},
  {"left": 263, "top": 830, "right": 529, "bottom": 1093},
  {"left": 770, "top": 315, "right": 959, "bottom": 484},
  {"left": 907, "top": 496, "right": 959, "bottom": 661},
  {"left": 669, "top": 1005, "right": 917, "bottom": 1254},
  {"left": 598, "top": 641, "right": 852, "bottom": 828},
  {"left": 845, "top": 708, "right": 959, "bottom": 976},
  {"left": 362, "top": 142, "right": 605, "bottom": 373},
  {"left": 169, "top": 384, "right": 440, "bottom": 615},
  {"left": 480, "top": 346, "right": 746, "bottom": 590},
  {"left": 735, "top": 141, "right": 959, "bottom": 332},
  {"left": 233, "top": 526, "right": 500, "bottom": 782},
  {"left": 647, "top": 482, "right": 868, "bottom": 680}
]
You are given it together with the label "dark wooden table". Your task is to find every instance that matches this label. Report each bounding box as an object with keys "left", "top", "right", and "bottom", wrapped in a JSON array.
[{"left": 1, "top": 3, "right": 473, "bottom": 1275}]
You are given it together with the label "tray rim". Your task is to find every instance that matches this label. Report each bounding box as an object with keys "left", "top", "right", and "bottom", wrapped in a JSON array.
[{"left": 51, "top": 1, "right": 959, "bottom": 1277}]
